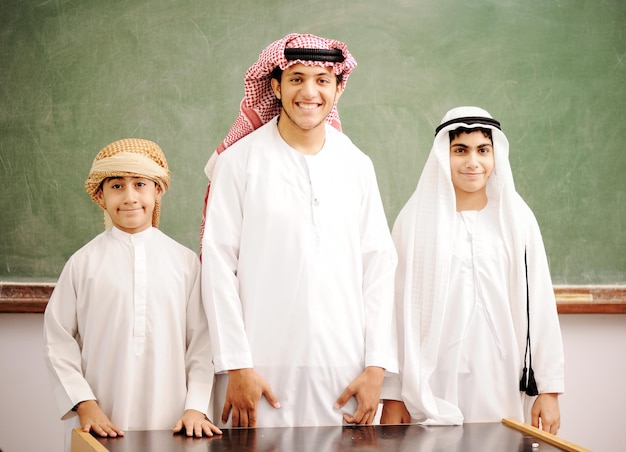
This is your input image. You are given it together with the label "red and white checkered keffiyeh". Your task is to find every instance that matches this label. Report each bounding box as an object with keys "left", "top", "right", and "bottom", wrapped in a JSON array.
[
  {"left": 215, "top": 33, "right": 357, "bottom": 156},
  {"left": 200, "top": 34, "right": 357, "bottom": 250}
]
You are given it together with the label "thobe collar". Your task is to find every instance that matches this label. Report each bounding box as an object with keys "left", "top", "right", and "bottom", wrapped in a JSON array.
[{"left": 109, "top": 225, "right": 155, "bottom": 242}]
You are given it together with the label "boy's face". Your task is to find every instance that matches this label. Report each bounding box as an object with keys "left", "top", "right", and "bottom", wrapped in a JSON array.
[
  {"left": 270, "top": 63, "right": 343, "bottom": 135},
  {"left": 449, "top": 130, "right": 494, "bottom": 197},
  {"left": 95, "top": 176, "right": 162, "bottom": 234}
]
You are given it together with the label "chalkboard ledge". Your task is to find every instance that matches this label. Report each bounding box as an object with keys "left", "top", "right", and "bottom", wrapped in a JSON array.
[{"left": 0, "top": 282, "right": 624, "bottom": 314}]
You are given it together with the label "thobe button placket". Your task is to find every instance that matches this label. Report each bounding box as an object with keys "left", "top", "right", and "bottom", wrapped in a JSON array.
[
  {"left": 303, "top": 155, "right": 322, "bottom": 250},
  {"left": 130, "top": 234, "right": 147, "bottom": 356}
]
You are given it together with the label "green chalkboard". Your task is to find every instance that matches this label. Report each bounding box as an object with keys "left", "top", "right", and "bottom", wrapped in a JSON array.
[{"left": 1, "top": 0, "right": 624, "bottom": 283}]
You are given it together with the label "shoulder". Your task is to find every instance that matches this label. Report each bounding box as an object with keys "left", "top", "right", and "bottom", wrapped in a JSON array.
[
  {"left": 220, "top": 119, "right": 277, "bottom": 157},
  {"left": 51, "top": 230, "right": 111, "bottom": 289},
  {"left": 510, "top": 194, "right": 541, "bottom": 228},
  {"left": 67, "top": 230, "right": 110, "bottom": 260},
  {"left": 326, "top": 125, "right": 374, "bottom": 167},
  {"left": 151, "top": 229, "right": 199, "bottom": 264},
  {"left": 152, "top": 229, "right": 196, "bottom": 253},
  {"left": 326, "top": 124, "right": 361, "bottom": 150}
]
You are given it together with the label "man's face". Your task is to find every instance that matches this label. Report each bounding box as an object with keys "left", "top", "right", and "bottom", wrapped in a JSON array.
[
  {"left": 271, "top": 63, "right": 343, "bottom": 134},
  {"left": 449, "top": 130, "right": 495, "bottom": 197}
]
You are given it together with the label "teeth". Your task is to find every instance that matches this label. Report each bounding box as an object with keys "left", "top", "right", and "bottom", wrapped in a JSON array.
[{"left": 298, "top": 103, "right": 318, "bottom": 110}]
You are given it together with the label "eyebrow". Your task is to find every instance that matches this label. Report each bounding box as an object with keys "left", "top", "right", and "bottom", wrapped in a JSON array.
[
  {"left": 450, "top": 142, "right": 493, "bottom": 148},
  {"left": 286, "top": 68, "right": 333, "bottom": 77}
]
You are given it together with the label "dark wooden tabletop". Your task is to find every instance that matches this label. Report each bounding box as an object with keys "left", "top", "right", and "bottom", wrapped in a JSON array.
[{"left": 91, "top": 422, "right": 567, "bottom": 452}]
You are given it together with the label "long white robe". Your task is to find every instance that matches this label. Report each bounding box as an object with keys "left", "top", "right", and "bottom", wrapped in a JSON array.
[
  {"left": 202, "top": 117, "right": 398, "bottom": 427},
  {"left": 44, "top": 227, "right": 214, "bottom": 438},
  {"left": 384, "top": 107, "right": 564, "bottom": 425},
  {"left": 432, "top": 206, "right": 525, "bottom": 422}
]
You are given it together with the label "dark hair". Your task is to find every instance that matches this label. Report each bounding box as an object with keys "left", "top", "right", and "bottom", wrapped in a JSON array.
[
  {"left": 270, "top": 66, "right": 343, "bottom": 85},
  {"left": 449, "top": 127, "right": 492, "bottom": 143}
]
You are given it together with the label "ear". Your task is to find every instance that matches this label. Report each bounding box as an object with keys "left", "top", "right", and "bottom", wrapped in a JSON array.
[
  {"left": 334, "top": 82, "right": 344, "bottom": 102},
  {"left": 155, "top": 184, "right": 164, "bottom": 202},
  {"left": 271, "top": 77, "right": 281, "bottom": 100},
  {"left": 94, "top": 189, "right": 105, "bottom": 208}
]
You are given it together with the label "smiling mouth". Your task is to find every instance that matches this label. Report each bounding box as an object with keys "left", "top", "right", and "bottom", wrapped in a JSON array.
[{"left": 297, "top": 102, "right": 319, "bottom": 110}]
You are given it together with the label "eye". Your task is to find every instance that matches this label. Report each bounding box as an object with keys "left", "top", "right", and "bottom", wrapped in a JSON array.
[
  {"left": 136, "top": 181, "right": 146, "bottom": 187},
  {"left": 111, "top": 183, "right": 122, "bottom": 189}
]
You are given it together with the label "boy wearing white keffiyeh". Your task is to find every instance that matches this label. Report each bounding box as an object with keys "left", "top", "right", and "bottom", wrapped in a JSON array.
[{"left": 381, "top": 107, "right": 564, "bottom": 434}]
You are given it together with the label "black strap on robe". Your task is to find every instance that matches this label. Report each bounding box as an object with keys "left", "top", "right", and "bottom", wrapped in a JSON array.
[{"left": 519, "top": 249, "right": 539, "bottom": 396}]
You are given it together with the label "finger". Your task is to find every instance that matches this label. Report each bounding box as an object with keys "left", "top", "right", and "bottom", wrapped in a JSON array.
[
  {"left": 92, "top": 424, "right": 107, "bottom": 437},
  {"left": 92, "top": 427, "right": 107, "bottom": 437},
  {"left": 222, "top": 402, "right": 232, "bottom": 424},
  {"left": 183, "top": 421, "right": 194, "bottom": 437},
  {"left": 352, "top": 400, "right": 374, "bottom": 425},
  {"left": 172, "top": 419, "right": 183, "bottom": 433},
  {"left": 92, "top": 424, "right": 112, "bottom": 437},
  {"left": 358, "top": 409, "right": 374, "bottom": 425},
  {"left": 334, "top": 388, "right": 354, "bottom": 409},
  {"left": 543, "top": 420, "right": 558, "bottom": 436},
  {"left": 239, "top": 408, "right": 249, "bottom": 427},
  {"left": 201, "top": 422, "right": 216, "bottom": 437},
  {"left": 248, "top": 408, "right": 257, "bottom": 428},
  {"left": 231, "top": 408, "right": 240, "bottom": 427},
  {"left": 233, "top": 407, "right": 248, "bottom": 427},
  {"left": 102, "top": 424, "right": 120, "bottom": 437},
  {"left": 531, "top": 412, "right": 540, "bottom": 429},
  {"left": 194, "top": 422, "right": 203, "bottom": 438},
  {"left": 263, "top": 386, "right": 281, "bottom": 409},
  {"left": 351, "top": 409, "right": 365, "bottom": 425}
]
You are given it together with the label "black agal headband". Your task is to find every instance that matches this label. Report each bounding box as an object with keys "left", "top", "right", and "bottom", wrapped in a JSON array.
[
  {"left": 435, "top": 116, "right": 501, "bottom": 137},
  {"left": 284, "top": 48, "right": 345, "bottom": 63}
]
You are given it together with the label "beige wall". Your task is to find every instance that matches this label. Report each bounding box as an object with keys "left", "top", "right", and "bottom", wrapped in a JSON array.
[{"left": 0, "top": 313, "right": 624, "bottom": 452}]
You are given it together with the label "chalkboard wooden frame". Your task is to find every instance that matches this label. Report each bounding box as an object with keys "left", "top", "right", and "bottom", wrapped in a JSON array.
[{"left": 1, "top": 283, "right": 624, "bottom": 314}]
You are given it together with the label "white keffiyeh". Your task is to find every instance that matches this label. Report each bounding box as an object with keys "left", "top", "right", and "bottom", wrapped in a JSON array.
[{"left": 388, "top": 106, "right": 564, "bottom": 424}]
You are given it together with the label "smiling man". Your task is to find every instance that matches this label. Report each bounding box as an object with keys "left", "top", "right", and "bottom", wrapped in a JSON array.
[{"left": 200, "top": 34, "right": 398, "bottom": 429}]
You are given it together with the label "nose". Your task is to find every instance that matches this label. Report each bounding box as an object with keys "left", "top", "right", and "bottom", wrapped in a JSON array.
[
  {"left": 465, "top": 151, "right": 479, "bottom": 168},
  {"left": 123, "top": 186, "right": 138, "bottom": 203},
  {"left": 301, "top": 79, "right": 316, "bottom": 97}
]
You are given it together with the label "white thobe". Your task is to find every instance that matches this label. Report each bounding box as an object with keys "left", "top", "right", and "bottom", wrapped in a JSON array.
[
  {"left": 202, "top": 117, "right": 398, "bottom": 427},
  {"left": 44, "top": 227, "right": 214, "bottom": 440},
  {"left": 385, "top": 107, "right": 564, "bottom": 425},
  {"left": 432, "top": 206, "right": 524, "bottom": 422}
]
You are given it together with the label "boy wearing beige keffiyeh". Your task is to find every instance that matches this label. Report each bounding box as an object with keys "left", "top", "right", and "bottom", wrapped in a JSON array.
[{"left": 44, "top": 139, "right": 221, "bottom": 451}]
